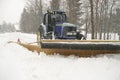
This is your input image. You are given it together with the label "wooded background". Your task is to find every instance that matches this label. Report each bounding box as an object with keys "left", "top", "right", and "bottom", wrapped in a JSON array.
[
  {"left": 19, "top": 0, "right": 120, "bottom": 40},
  {"left": 0, "top": 22, "right": 15, "bottom": 33}
]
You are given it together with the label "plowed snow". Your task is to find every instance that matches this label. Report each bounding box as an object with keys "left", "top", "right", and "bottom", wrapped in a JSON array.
[{"left": 0, "top": 32, "right": 120, "bottom": 80}]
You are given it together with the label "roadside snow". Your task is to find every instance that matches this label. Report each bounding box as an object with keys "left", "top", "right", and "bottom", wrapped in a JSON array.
[{"left": 0, "top": 32, "right": 120, "bottom": 80}]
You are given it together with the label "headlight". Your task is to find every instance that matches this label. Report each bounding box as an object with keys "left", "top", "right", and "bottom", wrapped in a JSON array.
[{"left": 67, "top": 32, "right": 76, "bottom": 35}]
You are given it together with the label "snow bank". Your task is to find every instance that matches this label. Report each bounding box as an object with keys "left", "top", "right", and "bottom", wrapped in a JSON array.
[{"left": 0, "top": 32, "right": 120, "bottom": 80}]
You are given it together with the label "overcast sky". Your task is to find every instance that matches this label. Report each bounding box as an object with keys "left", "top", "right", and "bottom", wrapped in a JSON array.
[{"left": 0, "top": 0, "right": 25, "bottom": 24}]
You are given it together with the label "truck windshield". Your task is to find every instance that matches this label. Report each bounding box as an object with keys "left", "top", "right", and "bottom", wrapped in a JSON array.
[
  {"left": 55, "top": 14, "right": 67, "bottom": 23},
  {"left": 63, "top": 26, "right": 76, "bottom": 37},
  {"left": 64, "top": 27, "right": 76, "bottom": 32}
]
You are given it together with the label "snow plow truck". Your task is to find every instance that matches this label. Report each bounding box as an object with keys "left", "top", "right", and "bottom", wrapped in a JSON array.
[{"left": 12, "top": 10, "right": 120, "bottom": 57}]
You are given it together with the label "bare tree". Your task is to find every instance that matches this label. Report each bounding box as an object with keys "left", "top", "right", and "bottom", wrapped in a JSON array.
[
  {"left": 99, "top": 0, "right": 105, "bottom": 39},
  {"left": 106, "top": 0, "right": 116, "bottom": 39},
  {"left": 94, "top": 0, "right": 100, "bottom": 39},
  {"left": 89, "top": 0, "right": 95, "bottom": 39}
]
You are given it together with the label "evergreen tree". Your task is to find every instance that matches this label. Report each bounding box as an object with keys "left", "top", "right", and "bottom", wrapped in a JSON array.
[
  {"left": 50, "top": 0, "right": 60, "bottom": 10},
  {"left": 20, "top": 8, "right": 29, "bottom": 32},
  {"left": 67, "top": 0, "right": 82, "bottom": 26},
  {"left": 20, "top": 0, "right": 43, "bottom": 33}
]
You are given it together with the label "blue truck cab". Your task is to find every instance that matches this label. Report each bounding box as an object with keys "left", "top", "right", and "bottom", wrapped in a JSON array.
[{"left": 39, "top": 10, "right": 83, "bottom": 40}]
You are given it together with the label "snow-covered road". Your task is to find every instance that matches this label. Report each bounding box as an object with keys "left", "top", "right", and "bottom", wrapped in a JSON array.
[{"left": 0, "top": 32, "right": 120, "bottom": 80}]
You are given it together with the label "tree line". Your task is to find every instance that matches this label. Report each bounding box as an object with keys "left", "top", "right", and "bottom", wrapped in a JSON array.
[
  {"left": 20, "top": 0, "right": 83, "bottom": 33},
  {"left": 88, "top": 0, "right": 120, "bottom": 39},
  {"left": 0, "top": 22, "right": 15, "bottom": 33},
  {"left": 20, "top": 0, "right": 120, "bottom": 40}
]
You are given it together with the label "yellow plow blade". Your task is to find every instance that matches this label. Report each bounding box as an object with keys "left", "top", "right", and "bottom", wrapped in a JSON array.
[{"left": 10, "top": 40, "right": 120, "bottom": 57}]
